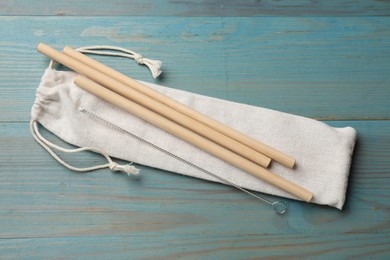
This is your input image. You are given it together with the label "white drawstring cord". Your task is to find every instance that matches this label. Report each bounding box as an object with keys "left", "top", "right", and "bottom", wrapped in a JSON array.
[
  {"left": 48, "top": 45, "right": 162, "bottom": 79},
  {"left": 30, "top": 119, "right": 140, "bottom": 176},
  {"left": 75, "top": 45, "right": 162, "bottom": 79}
]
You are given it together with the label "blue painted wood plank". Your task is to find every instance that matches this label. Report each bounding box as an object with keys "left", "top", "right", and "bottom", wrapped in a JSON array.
[
  {"left": 1, "top": 0, "right": 390, "bottom": 16},
  {"left": 0, "top": 17, "right": 389, "bottom": 122},
  {"left": 0, "top": 120, "right": 389, "bottom": 258},
  {"left": 0, "top": 234, "right": 389, "bottom": 258}
]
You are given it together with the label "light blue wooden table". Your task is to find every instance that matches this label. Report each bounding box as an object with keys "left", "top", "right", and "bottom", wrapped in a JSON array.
[{"left": 1, "top": 1, "right": 390, "bottom": 258}]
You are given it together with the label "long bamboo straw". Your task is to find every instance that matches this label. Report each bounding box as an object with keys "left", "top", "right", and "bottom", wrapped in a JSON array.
[
  {"left": 37, "top": 43, "right": 270, "bottom": 168},
  {"left": 63, "top": 46, "right": 296, "bottom": 169},
  {"left": 74, "top": 75, "right": 313, "bottom": 202}
]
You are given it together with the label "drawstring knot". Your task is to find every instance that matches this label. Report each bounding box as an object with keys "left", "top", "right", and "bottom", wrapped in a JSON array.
[
  {"left": 133, "top": 53, "right": 144, "bottom": 65},
  {"left": 109, "top": 162, "right": 140, "bottom": 176}
]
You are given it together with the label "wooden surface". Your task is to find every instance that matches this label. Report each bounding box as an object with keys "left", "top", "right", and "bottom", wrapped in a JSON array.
[
  {"left": 1, "top": 0, "right": 390, "bottom": 16},
  {"left": 1, "top": 2, "right": 390, "bottom": 259}
]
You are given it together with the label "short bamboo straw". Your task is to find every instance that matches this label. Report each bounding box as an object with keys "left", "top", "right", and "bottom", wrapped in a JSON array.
[
  {"left": 75, "top": 75, "right": 313, "bottom": 202},
  {"left": 37, "top": 43, "right": 270, "bottom": 168},
  {"left": 63, "top": 46, "right": 296, "bottom": 169}
]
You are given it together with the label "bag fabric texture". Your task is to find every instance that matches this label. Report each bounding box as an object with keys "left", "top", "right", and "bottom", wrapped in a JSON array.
[{"left": 31, "top": 47, "right": 357, "bottom": 209}]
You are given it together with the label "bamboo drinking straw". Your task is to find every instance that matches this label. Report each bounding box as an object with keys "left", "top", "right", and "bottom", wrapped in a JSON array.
[
  {"left": 37, "top": 43, "right": 270, "bottom": 168},
  {"left": 74, "top": 75, "right": 313, "bottom": 202},
  {"left": 63, "top": 46, "right": 296, "bottom": 169}
]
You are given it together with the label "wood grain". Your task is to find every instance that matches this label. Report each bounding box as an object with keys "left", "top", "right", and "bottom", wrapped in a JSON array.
[
  {"left": 1, "top": 6, "right": 389, "bottom": 258},
  {"left": 0, "top": 17, "right": 389, "bottom": 122},
  {"left": 1, "top": 0, "right": 390, "bottom": 16},
  {"left": 0, "top": 120, "right": 389, "bottom": 258}
]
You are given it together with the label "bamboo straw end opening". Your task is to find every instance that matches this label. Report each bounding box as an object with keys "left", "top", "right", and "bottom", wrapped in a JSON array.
[
  {"left": 264, "top": 157, "right": 272, "bottom": 168},
  {"left": 304, "top": 192, "right": 313, "bottom": 203},
  {"left": 63, "top": 46, "right": 73, "bottom": 53},
  {"left": 286, "top": 158, "right": 296, "bottom": 169},
  {"left": 37, "top": 43, "right": 47, "bottom": 52}
]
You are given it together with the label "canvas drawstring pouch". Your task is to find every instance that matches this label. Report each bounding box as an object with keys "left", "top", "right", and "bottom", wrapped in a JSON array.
[{"left": 31, "top": 46, "right": 357, "bottom": 210}]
